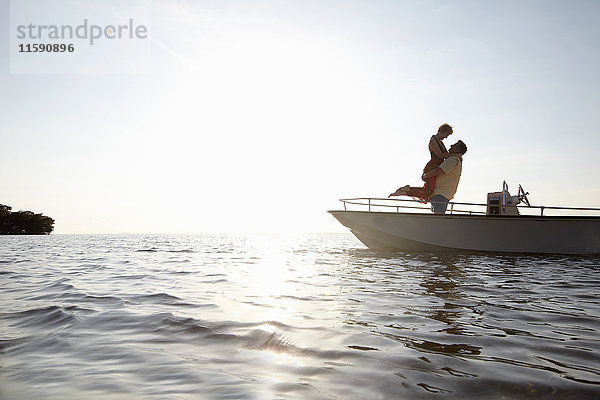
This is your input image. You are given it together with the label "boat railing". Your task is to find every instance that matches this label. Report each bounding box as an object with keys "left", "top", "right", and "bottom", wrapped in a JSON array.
[{"left": 339, "top": 197, "right": 600, "bottom": 217}]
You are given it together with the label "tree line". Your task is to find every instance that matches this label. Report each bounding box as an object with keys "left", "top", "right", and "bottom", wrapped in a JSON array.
[{"left": 0, "top": 204, "right": 54, "bottom": 234}]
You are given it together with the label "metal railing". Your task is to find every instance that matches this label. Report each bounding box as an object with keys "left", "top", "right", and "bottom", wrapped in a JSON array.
[{"left": 339, "top": 197, "right": 600, "bottom": 217}]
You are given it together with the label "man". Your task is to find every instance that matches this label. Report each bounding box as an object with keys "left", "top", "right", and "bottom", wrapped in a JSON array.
[{"left": 422, "top": 140, "right": 467, "bottom": 214}]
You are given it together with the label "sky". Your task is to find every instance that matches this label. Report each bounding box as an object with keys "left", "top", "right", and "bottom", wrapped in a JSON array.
[{"left": 1, "top": 0, "right": 599, "bottom": 234}]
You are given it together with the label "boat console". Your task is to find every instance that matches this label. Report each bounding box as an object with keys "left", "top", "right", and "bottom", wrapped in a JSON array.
[{"left": 486, "top": 182, "right": 529, "bottom": 216}]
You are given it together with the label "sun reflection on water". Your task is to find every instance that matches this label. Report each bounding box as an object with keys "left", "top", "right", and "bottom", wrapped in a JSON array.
[{"left": 237, "top": 240, "right": 308, "bottom": 323}]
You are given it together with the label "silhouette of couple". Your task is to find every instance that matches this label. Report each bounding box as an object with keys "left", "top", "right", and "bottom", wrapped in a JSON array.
[{"left": 389, "top": 124, "right": 467, "bottom": 214}]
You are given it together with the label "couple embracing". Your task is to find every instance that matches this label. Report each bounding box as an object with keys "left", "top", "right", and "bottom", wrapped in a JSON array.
[{"left": 389, "top": 123, "right": 467, "bottom": 214}]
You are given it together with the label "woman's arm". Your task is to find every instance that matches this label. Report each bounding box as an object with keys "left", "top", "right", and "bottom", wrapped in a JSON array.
[{"left": 429, "top": 136, "right": 449, "bottom": 158}]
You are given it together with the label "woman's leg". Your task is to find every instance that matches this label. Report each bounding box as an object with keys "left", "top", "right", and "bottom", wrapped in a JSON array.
[{"left": 388, "top": 185, "right": 410, "bottom": 197}]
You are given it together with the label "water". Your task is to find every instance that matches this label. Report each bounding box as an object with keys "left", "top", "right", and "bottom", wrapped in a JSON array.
[{"left": 1, "top": 234, "right": 599, "bottom": 399}]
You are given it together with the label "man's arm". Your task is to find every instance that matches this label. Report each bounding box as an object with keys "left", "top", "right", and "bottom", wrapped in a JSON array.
[
  {"left": 422, "top": 167, "right": 444, "bottom": 180},
  {"left": 422, "top": 157, "right": 459, "bottom": 180}
]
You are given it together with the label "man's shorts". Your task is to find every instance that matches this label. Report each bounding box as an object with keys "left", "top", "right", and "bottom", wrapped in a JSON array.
[{"left": 430, "top": 194, "right": 449, "bottom": 214}]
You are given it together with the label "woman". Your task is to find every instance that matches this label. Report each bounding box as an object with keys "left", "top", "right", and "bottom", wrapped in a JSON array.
[{"left": 388, "top": 123, "right": 453, "bottom": 202}]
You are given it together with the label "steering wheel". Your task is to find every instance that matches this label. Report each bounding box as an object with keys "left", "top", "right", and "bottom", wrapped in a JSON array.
[{"left": 518, "top": 185, "right": 530, "bottom": 206}]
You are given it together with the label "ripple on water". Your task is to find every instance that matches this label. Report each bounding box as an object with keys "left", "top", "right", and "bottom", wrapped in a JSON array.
[
  {"left": 0, "top": 234, "right": 599, "bottom": 400},
  {"left": 3, "top": 305, "right": 81, "bottom": 330}
]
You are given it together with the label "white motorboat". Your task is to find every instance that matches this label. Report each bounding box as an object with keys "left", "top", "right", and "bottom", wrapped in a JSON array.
[{"left": 329, "top": 182, "right": 600, "bottom": 255}]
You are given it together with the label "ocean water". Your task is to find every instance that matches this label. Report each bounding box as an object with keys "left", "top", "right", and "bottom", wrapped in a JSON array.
[{"left": 1, "top": 234, "right": 599, "bottom": 400}]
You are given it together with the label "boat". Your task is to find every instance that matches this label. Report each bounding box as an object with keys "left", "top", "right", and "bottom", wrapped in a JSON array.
[{"left": 329, "top": 182, "right": 600, "bottom": 255}]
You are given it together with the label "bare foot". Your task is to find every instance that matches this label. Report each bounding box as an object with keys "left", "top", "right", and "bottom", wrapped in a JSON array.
[{"left": 388, "top": 185, "right": 409, "bottom": 197}]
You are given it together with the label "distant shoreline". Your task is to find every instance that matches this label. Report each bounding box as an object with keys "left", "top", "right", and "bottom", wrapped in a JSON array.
[{"left": 0, "top": 204, "right": 54, "bottom": 235}]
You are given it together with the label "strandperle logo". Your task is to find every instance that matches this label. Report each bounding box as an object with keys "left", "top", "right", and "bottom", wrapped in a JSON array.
[
  {"left": 16, "top": 19, "right": 148, "bottom": 45},
  {"left": 11, "top": 0, "right": 151, "bottom": 74}
]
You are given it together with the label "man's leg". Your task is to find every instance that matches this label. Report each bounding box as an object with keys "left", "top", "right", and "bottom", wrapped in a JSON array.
[{"left": 430, "top": 195, "right": 449, "bottom": 214}]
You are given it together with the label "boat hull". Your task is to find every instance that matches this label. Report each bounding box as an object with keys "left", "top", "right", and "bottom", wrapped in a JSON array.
[{"left": 329, "top": 210, "right": 600, "bottom": 254}]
